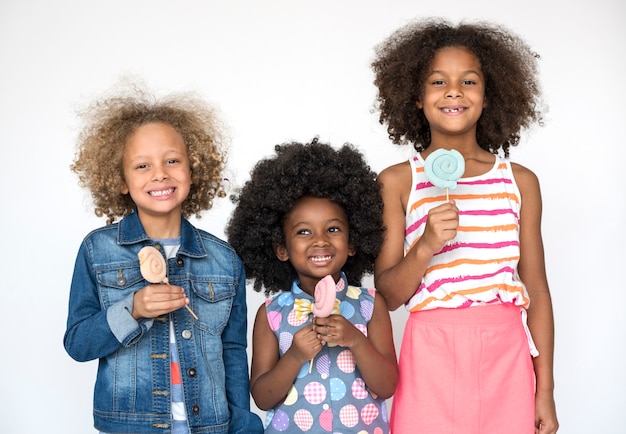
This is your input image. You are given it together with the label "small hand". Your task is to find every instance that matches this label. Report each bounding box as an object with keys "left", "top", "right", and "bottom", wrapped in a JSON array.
[
  {"left": 313, "top": 315, "right": 363, "bottom": 348},
  {"left": 132, "top": 284, "right": 189, "bottom": 319},
  {"left": 420, "top": 200, "right": 459, "bottom": 253},
  {"left": 535, "top": 390, "right": 559, "bottom": 433},
  {"left": 289, "top": 325, "right": 324, "bottom": 363}
]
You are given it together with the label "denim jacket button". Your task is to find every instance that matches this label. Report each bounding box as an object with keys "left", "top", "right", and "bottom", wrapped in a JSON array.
[
  {"left": 187, "top": 368, "right": 197, "bottom": 377},
  {"left": 182, "top": 329, "right": 192, "bottom": 339},
  {"left": 176, "top": 258, "right": 184, "bottom": 267},
  {"left": 192, "top": 405, "right": 200, "bottom": 414}
]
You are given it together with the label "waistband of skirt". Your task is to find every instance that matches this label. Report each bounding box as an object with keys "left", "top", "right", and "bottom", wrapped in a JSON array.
[{"left": 408, "top": 303, "right": 522, "bottom": 326}]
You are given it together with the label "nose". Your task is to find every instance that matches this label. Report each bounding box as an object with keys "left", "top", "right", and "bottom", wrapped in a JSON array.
[
  {"left": 312, "top": 232, "right": 330, "bottom": 247},
  {"left": 152, "top": 165, "right": 168, "bottom": 181},
  {"left": 445, "top": 84, "right": 462, "bottom": 99}
]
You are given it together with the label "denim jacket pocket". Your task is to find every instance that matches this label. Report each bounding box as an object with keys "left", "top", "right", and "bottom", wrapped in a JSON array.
[
  {"left": 190, "top": 280, "right": 235, "bottom": 334},
  {"left": 96, "top": 265, "right": 145, "bottom": 308}
]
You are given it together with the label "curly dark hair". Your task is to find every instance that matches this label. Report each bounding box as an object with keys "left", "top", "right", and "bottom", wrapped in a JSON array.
[
  {"left": 372, "top": 17, "right": 543, "bottom": 156},
  {"left": 71, "top": 82, "right": 227, "bottom": 224},
  {"left": 226, "top": 138, "right": 384, "bottom": 295}
]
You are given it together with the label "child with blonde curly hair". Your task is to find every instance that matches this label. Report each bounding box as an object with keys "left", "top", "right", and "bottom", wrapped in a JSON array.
[{"left": 64, "top": 82, "right": 262, "bottom": 434}]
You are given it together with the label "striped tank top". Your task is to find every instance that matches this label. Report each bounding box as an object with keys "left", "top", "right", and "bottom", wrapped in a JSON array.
[{"left": 405, "top": 153, "right": 530, "bottom": 313}]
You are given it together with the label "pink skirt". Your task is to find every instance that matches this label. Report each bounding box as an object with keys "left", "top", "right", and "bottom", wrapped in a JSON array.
[{"left": 390, "top": 304, "right": 535, "bottom": 434}]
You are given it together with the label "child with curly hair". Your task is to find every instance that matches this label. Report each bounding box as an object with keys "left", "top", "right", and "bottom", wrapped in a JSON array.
[
  {"left": 63, "top": 83, "right": 262, "bottom": 434},
  {"left": 227, "top": 139, "right": 398, "bottom": 433},
  {"left": 371, "top": 18, "right": 558, "bottom": 433}
]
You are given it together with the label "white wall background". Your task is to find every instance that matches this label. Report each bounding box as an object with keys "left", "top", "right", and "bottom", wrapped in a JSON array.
[{"left": 1, "top": 0, "right": 624, "bottom": 432}]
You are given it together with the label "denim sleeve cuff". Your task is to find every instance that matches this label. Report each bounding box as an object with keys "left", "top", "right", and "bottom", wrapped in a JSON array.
[{"left": 107, "top": 293, "right": 154, "bottom": 345}]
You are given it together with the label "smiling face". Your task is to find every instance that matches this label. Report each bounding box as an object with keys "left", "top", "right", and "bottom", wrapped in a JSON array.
[
  {"left": 275, "top": 196, "right": 355, "bottom": 295},
  {"left": 417, "top": 46, "right": 486, "bottom": 144},
  {"left": 121, "top": 122, "right": 192, "bottom": 231}
]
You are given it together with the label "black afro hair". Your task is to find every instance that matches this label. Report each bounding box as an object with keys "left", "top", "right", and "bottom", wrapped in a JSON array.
[{"left": 226, "top": 138, "right": 384, "bottom": 295}]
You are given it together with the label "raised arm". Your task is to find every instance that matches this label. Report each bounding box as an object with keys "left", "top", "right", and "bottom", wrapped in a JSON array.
[{"left": 374, "top": 162, "right": 459, "bottom": 310}]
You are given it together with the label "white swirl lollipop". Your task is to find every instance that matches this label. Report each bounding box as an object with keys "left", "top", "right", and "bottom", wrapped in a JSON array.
[
  {"left": 138, "top": 246, "right": 198, "bottom": 320},
  {"left": 424, "top": 148, "right": 465, "bottom": 193}
]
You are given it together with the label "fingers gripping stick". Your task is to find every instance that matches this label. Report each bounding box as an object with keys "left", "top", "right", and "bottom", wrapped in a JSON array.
[{"left": 424, "top": 149, "right": 465, "bottom": 243}]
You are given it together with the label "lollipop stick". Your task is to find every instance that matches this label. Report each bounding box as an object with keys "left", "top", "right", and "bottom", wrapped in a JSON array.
[
  {"left": 309, "top": 315, "right": 316, "bottom": 373},
  {"left": 184, "top": 305, "right": 199, "bottom": 320},
  {"left": 164, "top": 278, "right": 199, "bottom": 320},
  {"left": 446, "top": 187, "right": 451, "bottom": 246}
]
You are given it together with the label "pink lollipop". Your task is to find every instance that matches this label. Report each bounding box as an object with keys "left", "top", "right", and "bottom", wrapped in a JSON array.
[
  {"left": 312, "top": 275, "right": 337, "bottom": 318},
  {"left": 138, "top": 246, "right": 167, "bottom": 283},
  {"left": 137, "top": 246, "right": 198, "bottom": 320},
  {"left": 309, "top": 275, "right": 337, "bottom": 372}
]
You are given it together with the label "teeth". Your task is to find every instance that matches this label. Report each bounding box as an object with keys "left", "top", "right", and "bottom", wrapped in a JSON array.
[
  {"left": 443, "top": 107, "right": 464, "bottom": 113},
  {"left": 310, "top": 256, "right": 332, "bottom": 262},
  {"left": 150, "top": 188, "right": 174, "bottom": 197}
]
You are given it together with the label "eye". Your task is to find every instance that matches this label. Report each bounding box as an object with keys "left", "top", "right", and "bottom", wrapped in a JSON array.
[
  {"left": 328, "top": 226, "right": 341, "bottom": 233},
  {"left": 166, "top": 158, "right": 180, "bottom": 165},
  {"left": 296, "top": 229, "right": 311, "bottom": 236},
  {"left": 135, "top": 163, "right": 149, "bottom": 170},
  {"left": 462, "top": 79, "right": 477, "bottom": 86},
  {"left": 431, "top": 79, "right": 446, "bottom": 86}
]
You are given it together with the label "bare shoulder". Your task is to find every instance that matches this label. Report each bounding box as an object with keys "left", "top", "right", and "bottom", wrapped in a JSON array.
[
  {"left": 378, "top": 160, "right": 412, "bottom": 206},
  {"left": 254, "top": 302, "right": 269, "bottom": 325},
  {"left": 378, "top": 161, "right": 412, "bottom": 192},
  {"left": 378, "top": 160, "right": 411, "bottom": 185},
  {"left": 511, "top": 161, "right": 541, "bottom": 196}
]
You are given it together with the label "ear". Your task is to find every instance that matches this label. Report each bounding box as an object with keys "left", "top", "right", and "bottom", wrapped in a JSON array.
[
  {"left": 274, "top": 245, "right": 290, "bottom": 262},
  {"left": 416, "top": 99, "right": 423, "bottom": 109},
  {"left": 348, "top": 244, "right": 356, "bottom": 257},
  {"left": 120, "top": 181, "right": 129, "bottom": 195}
]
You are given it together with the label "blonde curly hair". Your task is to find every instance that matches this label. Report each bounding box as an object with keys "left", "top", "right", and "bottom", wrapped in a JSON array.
[{"left": 71, "top": 83, "right": 227, "bottom": 224}]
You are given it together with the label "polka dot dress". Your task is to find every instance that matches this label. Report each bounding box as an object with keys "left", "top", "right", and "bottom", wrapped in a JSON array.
[{"left": 264, "top": 273, "right": 389, "bottom": 433}]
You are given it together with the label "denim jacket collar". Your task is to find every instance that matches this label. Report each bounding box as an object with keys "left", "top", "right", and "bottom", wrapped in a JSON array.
[{"left": 117, "top": 210, "right": 207, "bottom": 259}]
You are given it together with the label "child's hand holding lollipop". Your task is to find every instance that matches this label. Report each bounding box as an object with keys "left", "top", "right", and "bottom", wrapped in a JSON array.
[
  {"left": 138, "top": 246, "right": 198, "bottom": 320},
  {"left": 424, "top": 149, "right": 465, "bottom": 245},
  {"left": 309, "top": 275, "right": 337, "bottom": 372}
]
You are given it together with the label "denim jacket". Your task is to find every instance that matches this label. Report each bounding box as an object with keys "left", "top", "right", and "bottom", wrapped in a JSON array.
[{"left": 64, "top": 211, "right": 262, "bottom": 433}]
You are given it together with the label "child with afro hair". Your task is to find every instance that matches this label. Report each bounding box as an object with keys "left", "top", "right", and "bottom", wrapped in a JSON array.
[
  {"left": 371, "top": 18, "right": 558, "bottom": 433},
  {"left": 227, "top": 138, "right": 398, "bottom": 433},
  {"left": 372, "top": 17, "right": 543, "bottom": 157}
]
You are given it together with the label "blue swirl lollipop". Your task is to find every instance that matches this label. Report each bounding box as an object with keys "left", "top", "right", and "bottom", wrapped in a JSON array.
[{"left": 424, "top": 148, "right": 465, "bottom": 192}]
